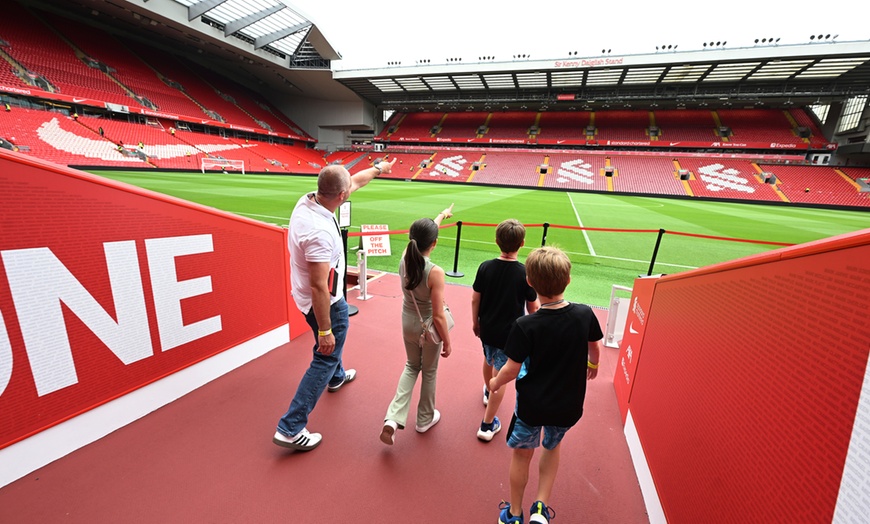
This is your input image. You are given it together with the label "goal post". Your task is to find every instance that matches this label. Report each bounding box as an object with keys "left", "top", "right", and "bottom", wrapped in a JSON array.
[{"left": 201, "top": 157, "right": 245, "bottom": 174}]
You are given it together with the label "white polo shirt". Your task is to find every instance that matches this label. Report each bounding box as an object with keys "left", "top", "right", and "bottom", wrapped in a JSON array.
[{"left": 288, "top": 192, "right": 344, "bottom": 314}]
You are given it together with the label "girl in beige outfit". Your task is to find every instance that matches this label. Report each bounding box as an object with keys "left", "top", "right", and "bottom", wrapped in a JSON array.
[{"left": 380, "top": 205, "right": 454, "bottom": 445}]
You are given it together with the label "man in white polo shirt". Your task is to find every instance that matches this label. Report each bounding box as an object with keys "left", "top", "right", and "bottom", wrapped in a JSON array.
[{"left": 274, "top": 157, "right": 397, "bottom": 451}]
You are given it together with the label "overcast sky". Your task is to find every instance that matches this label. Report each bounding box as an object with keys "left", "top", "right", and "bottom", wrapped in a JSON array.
[{"left": 300, "top": 0, "right": 869, "bottom": 70}]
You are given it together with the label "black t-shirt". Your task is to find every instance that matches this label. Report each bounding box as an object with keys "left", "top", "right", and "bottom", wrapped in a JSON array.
[
  {"left": 472, "top": 259, "right": 537, "bottom": 348},
  {"left": 504, "top": 303, "right": 604, "bottom": 427}
]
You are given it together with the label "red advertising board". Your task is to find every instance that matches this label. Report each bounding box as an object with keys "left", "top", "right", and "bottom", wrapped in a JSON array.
[
  {"left": 612, "top": 275, "right": 658, "bottom": 423},
  {"left": 0, "top": 149, "right": 304, "bottom": 450},
  {"left": 387, "top": 136, "right": 821, "bottom": 150},
  {"left": 626, "top": 230, "right": 870, "bottom": 522}
]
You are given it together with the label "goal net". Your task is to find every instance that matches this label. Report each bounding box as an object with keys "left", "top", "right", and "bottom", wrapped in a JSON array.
[{"left": 201, "top": 157, "right": 245, "bottom": 174}]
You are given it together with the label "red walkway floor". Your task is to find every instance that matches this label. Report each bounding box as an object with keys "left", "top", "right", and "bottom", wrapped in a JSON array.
[{"left": 0, "top": 274, "right": 649, "bottom": 523}]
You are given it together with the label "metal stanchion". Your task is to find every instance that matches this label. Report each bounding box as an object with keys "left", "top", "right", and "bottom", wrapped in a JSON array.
[
  {"left": 445, "top": 221, "right": 464, "bottom": 278},
  {"left": 647, "top": 228, "right": 666, "bottom": 276},
  {"left": 342, "top": 227, "right": 358, "bottom": 316}
]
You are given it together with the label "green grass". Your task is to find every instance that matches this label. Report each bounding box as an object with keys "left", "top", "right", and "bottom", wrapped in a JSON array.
[{"left": 93, "top": 170, "right": 869, "bottom": 307}]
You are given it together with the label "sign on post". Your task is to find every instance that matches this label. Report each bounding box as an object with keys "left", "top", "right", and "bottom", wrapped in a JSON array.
[{"left": 360, "top": 224, "right": 391, "bottom": 256}]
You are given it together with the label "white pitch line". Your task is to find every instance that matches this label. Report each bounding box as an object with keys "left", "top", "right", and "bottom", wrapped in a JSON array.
[
  {"left": 567, "top": 192, "right": 596, "bottom": 257},
  {"left": 230, "top": 211, "right": 289, "bottom": 221}
]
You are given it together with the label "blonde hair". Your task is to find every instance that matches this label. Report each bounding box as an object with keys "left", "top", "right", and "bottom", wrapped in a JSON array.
[{"left": 525, "top": 246, "right": 571, "bottom": 297}]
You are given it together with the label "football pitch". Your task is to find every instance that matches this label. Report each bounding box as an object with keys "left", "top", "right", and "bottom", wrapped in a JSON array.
[{"left": 93, "top": 170, "right": 869, "bottom": 307}]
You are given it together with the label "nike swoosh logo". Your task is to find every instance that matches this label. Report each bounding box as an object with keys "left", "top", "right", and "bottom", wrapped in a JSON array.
[
  {"left": 628, "top": 323, "right": 639, "bottom": 334},
  {"left": 72, "top": 98, "right": 86, "bottom": 103}
]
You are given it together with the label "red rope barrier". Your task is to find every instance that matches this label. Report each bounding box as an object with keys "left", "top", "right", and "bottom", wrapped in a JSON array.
[
  {"left": 347, "top": 221, "right": 792, "bottom": 246},
  {"left": 547, "top": 224, "right": 663, "bottom": 234}
]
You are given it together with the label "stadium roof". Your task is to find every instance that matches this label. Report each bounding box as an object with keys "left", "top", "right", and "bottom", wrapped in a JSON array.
[
  {"left": 334, "top": 41, "right": 870, "bottom": 111},
  {"left": 168, "top": 0, "right": 335, "bottom": 67},
  {"left": 32, "top": 0, "right": 361, "bottom": 102}
]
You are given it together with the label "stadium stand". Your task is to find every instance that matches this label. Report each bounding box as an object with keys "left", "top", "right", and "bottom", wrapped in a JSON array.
[
  {"left": 542, "top": 152, "right": 610, "bottom": 191},
  {"left": 117, "top": 43, "right": 255, "bottom": 125},
  {"left": 839, "top": 165, "right": 870, "bottom": 183},
  {"left": 0, "top": 3, "right": 133, "bottom": 107},
  {"left": 463, "top": 150, "right": 545, "bottom": 187},
  {"left": 787, "top": 108, "right": 829, "bottom": 148},
  {"left": 653, "top": 110, "right": 717, "bottom": 142},
  {"left": 484, "top": 111, "right": 537, "bottom": 139},
  {"left": 436, "top": 112, "right": 486, "bottom": 140},
  {"left": 536, "top": 111, "right": 591, "bottom": 140},
  {"left": 324, "top": 150, "right": 364, "bottom": 165},
  {"left": 716, "top": 109, "right": 802, "bottom": 144},
  {"left": 375, "top": 152, "right": 435, "bottom": 179},
  {"left": 677, "top": 157, "right": 782, "bottom": 202},
  {"left": 382, "top": 112, "right": 444, "bottom": 140},
  {"left": 592, "top": 110, "right": 652, "bottom": 141},
  {"left": 40, "top": 13, "right": 202, "bottom": 118},
  {"left": 180, "top": 57, "right": 310, "bottom": 138},
  {"left": 764, "top": 164, "right": 870, "bottom": 207},
  {"left": 609, "top": 155, "right": 687, "bottom": 196}
]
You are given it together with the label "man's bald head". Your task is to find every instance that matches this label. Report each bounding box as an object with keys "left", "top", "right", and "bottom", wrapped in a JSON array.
[{"left": 318, "top": 165, "right": 351, "bottom": 198}]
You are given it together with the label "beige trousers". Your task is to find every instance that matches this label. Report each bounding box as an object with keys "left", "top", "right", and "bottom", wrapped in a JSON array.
[{"left": 384, "top": 311, "right": 442, "bottom": 428}]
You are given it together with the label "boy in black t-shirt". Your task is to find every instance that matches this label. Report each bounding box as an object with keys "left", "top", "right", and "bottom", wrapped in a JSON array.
[
  {"left": 490, "top": 246, "right": 602, "bottom": 524},
  {"left": 472, "top": 219, "right": 539, "bottom": 441}
]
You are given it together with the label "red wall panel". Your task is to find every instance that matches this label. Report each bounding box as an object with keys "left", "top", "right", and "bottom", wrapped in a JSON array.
[
  {"left": 0, "top": 149, "right": 304, "bottom": 449},
  {"left": 627, "top": 234, "right": 870, "bottom": 522}
]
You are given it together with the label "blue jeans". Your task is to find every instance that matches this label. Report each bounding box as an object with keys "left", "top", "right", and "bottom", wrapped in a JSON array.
[
  {"left": 277, "top": 298, "right": 349, "bottom": 437},
  {"left": 506, "top": 413, "right": 571, "bottom": 450},
  {"left": 482, "top": 343, "right": 509, "bottom": 370}
]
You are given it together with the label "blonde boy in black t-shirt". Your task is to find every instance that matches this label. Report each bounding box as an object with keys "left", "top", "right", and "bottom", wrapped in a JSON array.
[{"left": 490, "top": 246, "right": 602, "bottom": 524}]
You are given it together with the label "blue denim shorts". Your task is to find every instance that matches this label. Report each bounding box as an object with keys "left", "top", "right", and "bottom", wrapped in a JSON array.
[
  {"left": 483, "top": 343, "right": 509, "bottom": 370},
  {"left": 506, "top": 413, "right": 571, "bottom": 450}
]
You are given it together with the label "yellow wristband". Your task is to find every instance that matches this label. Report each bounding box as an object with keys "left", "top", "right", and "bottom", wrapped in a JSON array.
[
  {"left": 318, "top": 329, "right": 332, "bottom": 337},
  {"left": 587, "top": 361, "right": 599, "bottom": 369}
]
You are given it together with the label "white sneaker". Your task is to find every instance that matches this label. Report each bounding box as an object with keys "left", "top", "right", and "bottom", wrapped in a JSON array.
[
  {"left": 476, "top": 416, "right": 502, "bottom": 442},
  {"left": 273, "top": 428, "right": 322, "bottom": 451},
  {"left": 327, "top": 369, "right": 357, "bottom": 392},
  {"left": 415, "top": 409, "right": 441, "bottom": 433},
  {"left": 380, "top": 420, "right": 398, "bottom": 445}
]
